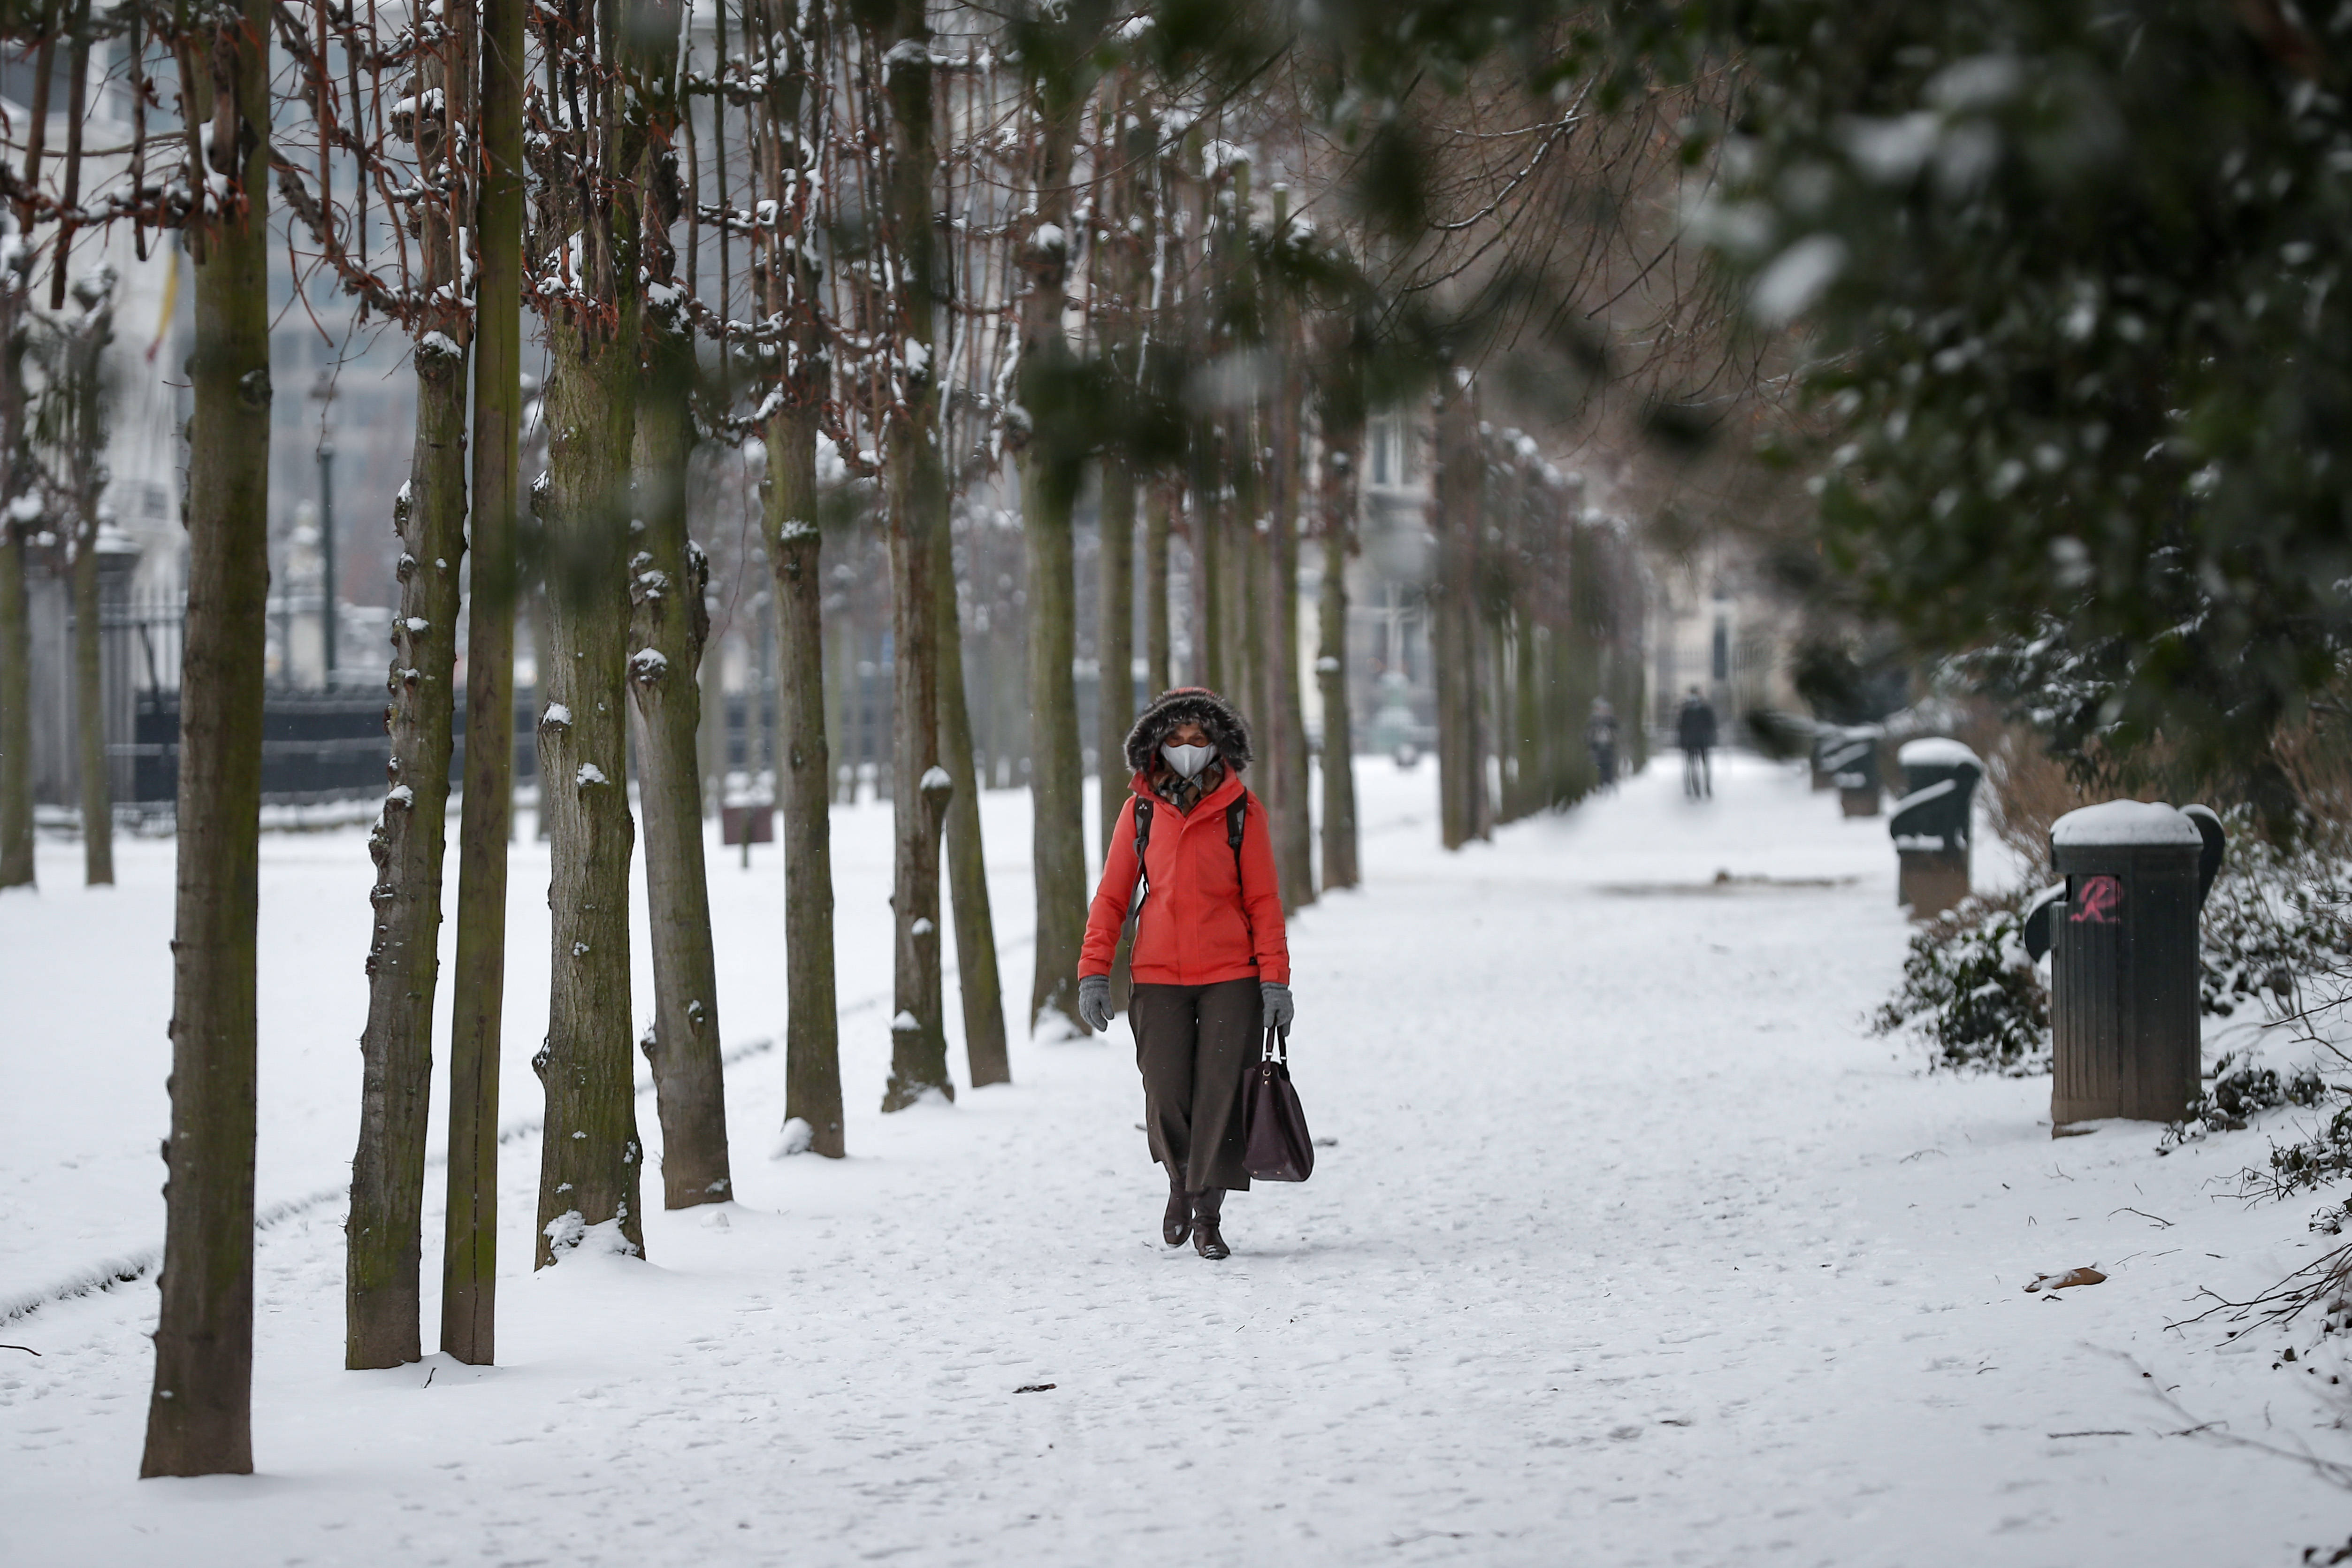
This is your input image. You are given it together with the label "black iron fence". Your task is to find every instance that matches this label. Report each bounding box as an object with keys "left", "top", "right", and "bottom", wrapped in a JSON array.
[{"left": 125, "top": 688, "right": 543, "bottom": 809}]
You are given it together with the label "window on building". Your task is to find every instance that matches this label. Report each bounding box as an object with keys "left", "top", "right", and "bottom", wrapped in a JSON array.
[{"left": 1711, "top": 616, "right": 1729, "bottom": 682}]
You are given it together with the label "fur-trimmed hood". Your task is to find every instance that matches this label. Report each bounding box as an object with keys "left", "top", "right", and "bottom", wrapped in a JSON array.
[{"left": 1123, "top": 687, "right": 1254, "bottom": 775}]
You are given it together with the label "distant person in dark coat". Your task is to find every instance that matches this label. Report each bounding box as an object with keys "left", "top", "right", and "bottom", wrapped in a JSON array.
[
  {"left": 1677, "top": 688, "right": 1717, "bottom": 798},
  {"left": 1586, "top": 697, "right": 1620, "bottom": 788}
]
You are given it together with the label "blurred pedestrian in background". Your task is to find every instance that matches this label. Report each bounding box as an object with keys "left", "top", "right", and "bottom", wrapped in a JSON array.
[
  {"left": 1586, "top": 697, "right": 1620, "bottom": 789},
  {"left": 1677, "top": 687, "right": 1717, "bottom": 799}
]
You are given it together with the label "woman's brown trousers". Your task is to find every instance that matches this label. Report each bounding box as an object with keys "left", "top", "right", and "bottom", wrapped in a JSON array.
[{"left": 1128, "top": 978, "right": 1259, "bottom": 1193}]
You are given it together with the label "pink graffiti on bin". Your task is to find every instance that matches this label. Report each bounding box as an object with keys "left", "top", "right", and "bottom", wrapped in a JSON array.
[{"left": 2070, "top": 875, "right": 2121, "bottom": 925}]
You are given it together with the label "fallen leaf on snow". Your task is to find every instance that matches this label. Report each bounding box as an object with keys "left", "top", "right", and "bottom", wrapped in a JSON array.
[{"left": 2025, "top": 1267, "right": 2107, "bottom": 1293}]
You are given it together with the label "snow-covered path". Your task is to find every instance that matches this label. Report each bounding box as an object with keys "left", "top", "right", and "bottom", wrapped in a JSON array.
[{"left": 7, "top": 755, "right": 2352, "bottom": 1566}]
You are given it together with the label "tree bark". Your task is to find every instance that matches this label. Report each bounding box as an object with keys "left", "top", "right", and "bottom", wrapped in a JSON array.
[
  {"left": 64, "top": 290, "right": 112, "bottom": 885},
  {"left": 883, "top": 457, "right": 952, "bottom": 1108},
  {"left": 142, "top": 9, "right": 269, "bottom": 1478},
  {"left": 1017, "top": 81, "right": 1089, "bottom": 1037},
  {"left": 1197, "top": 490, "right": 1223, "bottom": 693},
  {"left": 627, "top": 315, "right": 731, "bottom": 1208},
  {"left": 347, "top": 31, "right": 472, "bottom": 1369},
  {"left": 1141, "top": 480, "right": 1171, "bottom": 698},
  {"left": 68, "top": 492, "right": 109, "bottom": 883},
  {"left": 1431, "top": 375, "right": 1488, "bottom": 851},
  {"left": 0, "top": 262, "right": 31, "bottom": 891},
  {"left": 1263, "top": 299, "right": 1313, "bottom": 910},
  {"left": 878, "top": 0, "right": 954, "bottom": 1105},
  {"left": 1315, "top": 429, "right": 1360, "bottom": 891},
  {"left": 938, "top": 547, "right": 1008, "bottom": 1085},
  {"left": 534, "top": 305, "right": 646, "bottom": 1265},
  {"left": 443, "top": 0, "right": 520, "bottom": 1362},
  {"left": 347, "top": 331, "right": 465, "bottom": 1367},
  {"left": 0, "top": 514, "right": 30, "bottom": 890},
  {"left": 1510, "top": 611, "right": 1541, "bottom": 820},
  {"left": 1095, "top": 455, "right": 1135, "bottom": 859},
  {"left": 765, "top": 407, "right": 844, "bottom": 1154}
]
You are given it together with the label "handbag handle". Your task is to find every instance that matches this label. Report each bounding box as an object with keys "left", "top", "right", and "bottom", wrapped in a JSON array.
[{"left": 1262, "top": 1024, "right": 1288, "bottom": 1064}]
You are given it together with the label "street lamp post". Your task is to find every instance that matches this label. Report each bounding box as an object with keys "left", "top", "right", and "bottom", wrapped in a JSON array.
[
  {"left": 310, "top": 373, "right": 339, "bottom": 687},
  {"left": 319, "top": 438, "right": 337, "bottom": 686}
]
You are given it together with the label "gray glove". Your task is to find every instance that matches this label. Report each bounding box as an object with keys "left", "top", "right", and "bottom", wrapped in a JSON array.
[
  {"left": 1077, "top": 973, "right": 1112, "bottom": 1033},
  {"left": 1261, "top": 981, "right": 1294, "bottom": 1033}
]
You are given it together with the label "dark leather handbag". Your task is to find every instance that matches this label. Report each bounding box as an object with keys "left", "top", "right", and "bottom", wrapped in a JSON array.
[{"left": 1243, "top": 1026, "right": 1314, "bottom": 1182}]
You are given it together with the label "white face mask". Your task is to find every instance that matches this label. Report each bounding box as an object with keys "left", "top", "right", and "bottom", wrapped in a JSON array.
[{"left": 1161, "top": 742, "right": 1215, "bottom": 780}]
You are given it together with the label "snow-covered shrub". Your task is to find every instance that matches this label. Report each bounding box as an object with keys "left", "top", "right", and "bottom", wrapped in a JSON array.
[
  {"left": 2172, "top": 1053, "right": 2328, "bottom": 1141},
  {"left": 1874, "top": 890, "right": 2050, "bottom": 1075},
  {"left": 2199, "top": 817, "right": 2352, "bottom": 1018}
]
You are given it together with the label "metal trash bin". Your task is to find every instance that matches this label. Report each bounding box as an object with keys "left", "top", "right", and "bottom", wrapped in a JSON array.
[
  {"left": 1889, "top": 738, "right": 1983, "bottom": 918},
  {"left": 1825, "top": 725, "right": 1883, "bottom": 818},
  {"left": 2041, "top": 800, "right": 2225, "bottom": 1129}
]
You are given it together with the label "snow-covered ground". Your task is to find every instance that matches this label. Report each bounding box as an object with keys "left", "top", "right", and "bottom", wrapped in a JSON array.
[{"left": 6, "top": 753, "right": 2352, "bottom": 1566}]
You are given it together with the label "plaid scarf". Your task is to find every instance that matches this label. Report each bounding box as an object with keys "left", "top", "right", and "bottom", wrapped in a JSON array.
[{"left": 1152, "top": 759, "right": 1225, "bottom": 815}]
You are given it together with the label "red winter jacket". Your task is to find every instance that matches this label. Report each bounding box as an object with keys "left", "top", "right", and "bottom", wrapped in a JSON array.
[{"left": 1079, "top": 767, "right": 1289, "bottom": 987}]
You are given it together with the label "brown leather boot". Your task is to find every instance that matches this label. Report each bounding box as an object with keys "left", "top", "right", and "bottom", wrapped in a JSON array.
[
  {"left": 1162, "top": 1171, "right": 1191, "bottom": 1247},
  {"left": 1191, "top": 1189, "right": 1229, "bottom": 1260}
]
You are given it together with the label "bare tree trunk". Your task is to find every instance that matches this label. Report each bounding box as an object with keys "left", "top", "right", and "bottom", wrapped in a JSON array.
[
  {"left": 1092, "top": 74, "right": 1144, "bottom": 860},
  {"left": 1431, "top": 375, "right": 1487, "bottom": 851},
  {"left": 1263, "top": 295, "right": 1313, "bottom": 909},
  {"left": 1314, "top": 424, "right": 1360, "bottom": 890},
  {"left": 696, "top": 650, "right": 722, "bottom": 816},
  {"left": 883, "top": 456, "right": 952, "bottom": 1108},
  {"left": 1509, "top": 612, "right": 1540, "bottom": 820},
  {"left": 1095, "top": 456, "right": 1134, "bottom": 859},
  {"left": 878, "top": 0, "right": 954, "bottom": 1104},
  {"left": 1239, "top": 463, "right": 1270, "bottom": 757},
  {"left": 142, "top": 10, "right": 269, "bottom": 1478},
  {"left": 1197, "top": 491, "right": 1223, "bottom": 692},
  {"left": 766, "top": 408, "right": 844, "bottom": 1152},
  {"left": 69, "top": 494, "right": 110, "bottom": 883},
  {"left": 628, "top": 314, "right": 731, "bottom": 1208},
  {"left": 1018, "top": 89, "right": 1088, "bottom": 1037},
  {"left": 534, "top": 307, "right": 646, "bottom": 1265},
  {"left": 1141, "top": 480, "right": 1170, "bottom": 697},
  {"left": 348, "top": 336, "right": 466, "bottom": 1367},
  {"left": 57, "top": 259, "right": 114, "bottom": 884},
  {"left": 0, "top": 514, "right": 29, "bottom": 890},
  {"left": 938, "top": 551, "right": 1008, "bottom": 1086},
  {"left": 348, "top": 35, "right": 472, "bottom": 1369},
  {"left": 443, "top": 0, "right": 523, "bottom": 1363},
  {"left": 825, "top": 616, "right": 850, "bottom": 803},
  {"left": 0, "top": 265, "right": 30, "bottom": 892}
]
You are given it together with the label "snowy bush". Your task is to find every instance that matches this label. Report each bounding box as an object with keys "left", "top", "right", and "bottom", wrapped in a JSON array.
[
  {"left": 1873, "top": 891, "right": 2049, "bottom": 1075},
  {"left": 2199, "top": 816, "right": 2352, "bottom": 1019}
]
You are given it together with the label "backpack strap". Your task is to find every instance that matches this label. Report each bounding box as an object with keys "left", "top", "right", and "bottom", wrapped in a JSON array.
[
  {"left": 1124, "top": 796, "right": 1154, "bottom": 928},
  {"left": 1227, "top": 795, "right": 1247, "bottom": 880}
]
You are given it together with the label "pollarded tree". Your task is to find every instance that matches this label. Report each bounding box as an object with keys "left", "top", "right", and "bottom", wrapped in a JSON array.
[
  {"left": 627, "top": 138, "right": 733, "bottom": 1210},
  {"left": 275, "top": 0, "right": 483, "bottom": 1365},
  {"left": 742, "top": 0, "right": 848, "bottom": 1151},
  {"left": 1430, "top": 369, "right": 1489, "bottom": 851},
  {"left": 1259, "top": 188, "right": 1313, "bottom": 910},
  {"left": 142, "top": 0, "right": 275, "bottom": 1480},
  {"left": 443, "top": 0, "right": 530, "bottom": 1367},
  {"left": 1309, "top": 302, "right": 1363, "bottom": 890},
  {"left": 29, "top": 263, "right": 114, "bottom": 886},
  {"left": 522, "top": 0, "right": 683, "bottom": 1262},
  {"left": 1009, "top": 0, "right": 1112, "bottom": 1038},
  {"left": 867, "top": 0, "right": 956, "bottom": 1109}
]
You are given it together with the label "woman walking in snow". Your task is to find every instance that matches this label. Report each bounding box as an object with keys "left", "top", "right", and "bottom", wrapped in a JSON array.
[{"left": 1076, "top": 688, "right": 1292, "bottom": 1261}]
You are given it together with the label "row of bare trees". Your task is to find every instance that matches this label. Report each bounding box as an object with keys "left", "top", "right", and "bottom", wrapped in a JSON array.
[
  {"left": 0, "top": 238, "right": 125, "bottom": 895},
  {"left": 0, "top": 0, "right": 1676, "bottom": 1485},
  {"left": 1431, "top": 379, "right": 1649, "bottom": 849}
]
